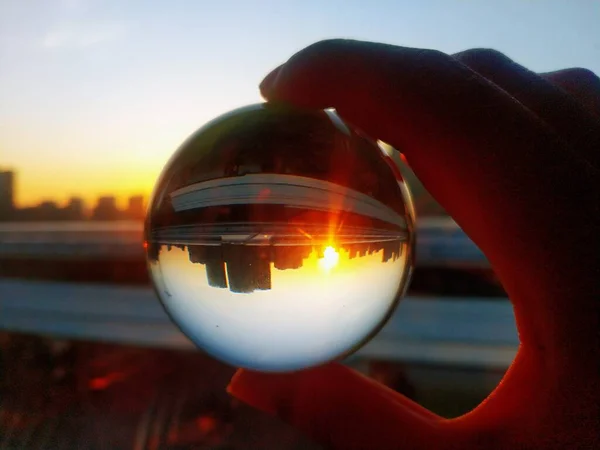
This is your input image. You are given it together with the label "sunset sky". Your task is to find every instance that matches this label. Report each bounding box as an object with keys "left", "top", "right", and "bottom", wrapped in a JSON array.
[{"left": 1, "top": 0, "right": 599, "bottom": 209}]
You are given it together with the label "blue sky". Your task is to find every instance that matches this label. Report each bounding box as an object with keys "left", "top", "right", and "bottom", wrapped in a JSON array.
[{"left": 1, "top": 0, "right": 599, "bottom": 207}]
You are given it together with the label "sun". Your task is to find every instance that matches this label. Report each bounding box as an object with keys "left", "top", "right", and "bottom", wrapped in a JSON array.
[{"left": 318, "top": 246, "right": 340, "bottom": 271}]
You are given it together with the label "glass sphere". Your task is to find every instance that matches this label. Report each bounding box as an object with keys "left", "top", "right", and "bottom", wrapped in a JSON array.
[{"left": 145, "top": 103, "right": 415, "bottom": 372}]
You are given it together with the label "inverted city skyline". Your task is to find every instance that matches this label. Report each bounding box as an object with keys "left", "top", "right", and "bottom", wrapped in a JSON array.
[{"left": 149, "top": 239, "right": 404, "bottom": 294}]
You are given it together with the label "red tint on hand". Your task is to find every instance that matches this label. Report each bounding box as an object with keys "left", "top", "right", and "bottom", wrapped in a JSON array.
[{"left": 229, "top": 41, "right": 600, "bottom": 449}]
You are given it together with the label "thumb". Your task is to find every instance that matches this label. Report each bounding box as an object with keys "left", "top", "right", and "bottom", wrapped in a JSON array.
[{"left": 227, "top": 363, "right": 453, "bottom": 449}]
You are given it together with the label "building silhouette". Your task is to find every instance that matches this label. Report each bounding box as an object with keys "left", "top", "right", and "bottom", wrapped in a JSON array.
[
  {"left": 0, "top": 170, "right": 15, "bottom": 221},
  {"left": 272, "top": 245, "right": 310, "bottom": 270},
  {"left": 127, "top": 196, "right": 145, "bottom": 221},
  {"left": 13, "top": 198, "right": 86, "bottom": 221},
  {"left": 0, "top": 168, "right": 148, "bottom": 222},
  {"left": 188, "top": 245, "right": 228, "bottom": 288},
  {"left": 64, "top": 197, "right": 85, "bottom": 220},
  {"left": 175, "top": 239, "right": 403, "bottom": 294},
  {"left": 92, "top": 196, "right": 120, "bottom": 221},
  {"left": 38, "top": 201, "right": 60, "bottom": 219}
]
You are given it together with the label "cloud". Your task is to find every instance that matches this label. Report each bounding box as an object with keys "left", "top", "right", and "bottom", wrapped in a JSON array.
[{"left": 41, "top": 21, "right": 126, "bottom": 49}]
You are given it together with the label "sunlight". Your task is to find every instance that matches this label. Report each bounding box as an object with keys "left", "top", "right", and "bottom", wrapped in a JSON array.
[{"left": 318, "top": 246, "right": 340, "bottom": 272}]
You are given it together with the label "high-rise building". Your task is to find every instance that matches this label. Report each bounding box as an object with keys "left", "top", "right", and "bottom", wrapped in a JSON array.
[
  {"left": 223, "top": 244, "right": 271, "bottom": 293},
  {"left": 382, "top": 240, "right": 402, "bottom": 263},
  {"left": 92, "top": 196, "right": 120, "bottom": 221},
  {"left": 188, "top": 245, "right": 228, "bottom": 288},
  {"left": 0, "top": 170, "right": 15, "bottom": 220},
  {"left": 38, "top": 201, "right": 61, "bottom": 220},
  {"left": 64, "top": 197, "right": 85, "bottom": 220},
  {"left": 273, "top": 245, "right": 308, "bottom": 270},
  {"left": 127, "top": 196, "right": 145, "bottom": 220}
]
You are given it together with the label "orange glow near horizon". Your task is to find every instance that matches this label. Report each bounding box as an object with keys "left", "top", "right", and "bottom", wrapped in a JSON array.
[
  {"left": 159, "top": 243, "right": 403, "bottom": 291},
  {"left": 10, "top": 166, "right": 158, "bottom": 210},
  {"left": 14, "top": 189, "right": 152, "bottom": 211}
]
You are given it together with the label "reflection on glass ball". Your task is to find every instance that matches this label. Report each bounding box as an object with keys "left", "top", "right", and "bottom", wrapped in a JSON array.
[{"left": 145, "top": 103, "right": 415, "bottom": 372}]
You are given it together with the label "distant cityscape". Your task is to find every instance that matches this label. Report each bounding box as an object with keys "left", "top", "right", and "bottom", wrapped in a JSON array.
[
  {"left": 0, "top": 169, "right": 145, "bottom": 222},
  {"left": 148, "top": 240, "right": 404, "bottom": 294},
  {"left": 0, "top": 161, "right": 449, "bottom": 223}
]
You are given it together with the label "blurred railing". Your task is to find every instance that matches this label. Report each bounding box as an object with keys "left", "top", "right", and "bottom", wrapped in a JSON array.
[
  {"left": 0, "top": 218, "right": 488, "bottom": 267},
  {"left": 0, "top": 218, "right": 518, "bottom": 370}
]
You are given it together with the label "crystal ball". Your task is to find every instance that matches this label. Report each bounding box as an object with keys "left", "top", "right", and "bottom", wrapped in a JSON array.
[{"left": 145, "top": 103, "right": 415, "bottom": 372}]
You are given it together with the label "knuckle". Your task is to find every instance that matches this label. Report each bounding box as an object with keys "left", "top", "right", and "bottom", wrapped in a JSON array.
[
  {"left": 293, "top": 39, "right": 356, "bottom": 62},
  {"left": 305, "top": 38, "right": 354, "bottom": 53},
  {"left": 284, "top": 39, "right": 353, "bottom": 72},
  {"left": 564, "top": 67, "right": 600, "bottom": 86},
  {"left": 455, "top": 47, "right": 513, "bottom": 67},
  {"left": 412, "top": 47, "right": 449, "bottom": 65}
]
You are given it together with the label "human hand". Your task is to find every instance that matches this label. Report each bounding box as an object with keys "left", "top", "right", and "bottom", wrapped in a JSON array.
[{"left": 227, "top": 40, "right": 600, "bottom": 449}]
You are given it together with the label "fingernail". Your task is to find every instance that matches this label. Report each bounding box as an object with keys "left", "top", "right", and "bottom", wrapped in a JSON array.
[{"left": 259, "top": 66, "right": 281, "bottom": 99}]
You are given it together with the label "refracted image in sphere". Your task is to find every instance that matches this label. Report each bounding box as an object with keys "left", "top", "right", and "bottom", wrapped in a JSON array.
[{"left": 145, "top": 103, "right": 414, "bottom": 372}]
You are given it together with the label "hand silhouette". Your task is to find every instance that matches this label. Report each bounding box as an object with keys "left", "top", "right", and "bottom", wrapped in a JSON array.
[{"left": 228, "top": 40, "right": 600, "bottom": 449}]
